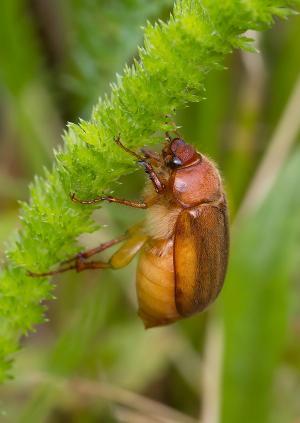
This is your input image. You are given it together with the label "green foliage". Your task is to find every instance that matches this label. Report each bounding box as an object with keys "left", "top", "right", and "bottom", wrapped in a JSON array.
[
  {"left": 0, "top": 0, "right": 59, "bottom": 174},
  {"left": 0, "top": 0, "right": 299, "bottom": 384},
  {"left": 63, "top": 0, "right": 173, "bottom": 113},
  {"left": 222, "top": 149, "right": 300, "bottom": 423},
  {"left": 0, "top": 0, "right": 39, "bottom": 95}
]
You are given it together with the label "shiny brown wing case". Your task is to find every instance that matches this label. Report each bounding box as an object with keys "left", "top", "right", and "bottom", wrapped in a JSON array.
[{"left": 174, "top": 202, "right": 229, "bottom": 317}]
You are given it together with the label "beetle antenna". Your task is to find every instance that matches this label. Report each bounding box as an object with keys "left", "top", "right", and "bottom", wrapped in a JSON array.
[
  {"left": 165, "top": 131, "right": 173, "bottom": 143},
  {"left": 165, "top": 129, "right": 183, "bottom": 143},
  {"left": 174, "top": 129, "right": 182, "bottom": 138},
  {"left": 165, "top": 113, "right": 182, "bottom": 137}
]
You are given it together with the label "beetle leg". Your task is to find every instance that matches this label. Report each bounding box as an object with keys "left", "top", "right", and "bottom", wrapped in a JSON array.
[
  {"left": 60, "top": 235, "right": 127, "bottom": 265},
  {"left": 29, "top": 259, "right": 112, "bottom": 277},
  {"left": 136, "top": 160, "right": 165, "bottom": 194},
  {"left": 140, "top": 148, "right": 161, "bottom": 163},
  {"left": 28, "top": 224, "right": 148, "bottom": 277},
  {"left": 71, "top": 193, "right": 148, "bottom": 208},
  {"left": 70, "top": 135, "right": 165, "bottom": 205},
  {"left": 28, "top": 262, "right": 80, "bottom": 277},
  {"left": 114, "top": 136, "right": 165, "bottom": 194},
  {"left": 28, "top": 235, "right": 125, "bottom": 277},
  {"left": 114, "top": 135, "right": 145, "bottom": 161},
  {"left": 109, "top": 231, "right": 148, "bottom": 269}
]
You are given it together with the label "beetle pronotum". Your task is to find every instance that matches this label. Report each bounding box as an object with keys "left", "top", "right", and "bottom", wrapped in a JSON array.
[{"left": 30, "top": 133, "right": 229, "bottom": 328}]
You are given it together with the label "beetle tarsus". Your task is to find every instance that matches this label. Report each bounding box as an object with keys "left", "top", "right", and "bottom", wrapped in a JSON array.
[
  {"left": 114, "top": 135, "right": 143, "bottom": 161},
  {"left": 27, "top": 262, "right": 77, "bottom": 277},
  {"left": 28, "top": 248, "right": 112, "bottom": 278},
  {"left": 70, "top": 192, "right": 105, "bottom": 205}
]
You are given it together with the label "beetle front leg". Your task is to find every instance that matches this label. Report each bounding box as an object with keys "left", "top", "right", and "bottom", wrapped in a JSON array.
[
  {"left": 114, "top": 136, "right": 165, "bottom": 194},
  {"left": 140, "top": 148, "right": 161, "bottom": 163}
]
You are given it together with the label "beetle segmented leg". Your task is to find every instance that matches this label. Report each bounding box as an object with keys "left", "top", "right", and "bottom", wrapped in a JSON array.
[
  {"left": 28, "top": 225, "right": 147, "bottom": 278},
  {"left": 114, "top": 135, "right": 144, "bottom": 161},
  {"left": 136, "top": 161, "right": 165, "bottom": 194},
  {"left": 60, "top": 235, "right": 127, "bottom": 265},
  {"left": 28, "top": 259, "right": 111, "bottom": 277},
  {"left": 114, "top": 135, "right": 165, "bottom": 194},
  {"left": 28, "top": 263, "right": 77, "bottom": 277},
  {"left": 71, "top": 193, "right": 148, "bottom": 208},
  {"left": 28, "top": 235, "right": 126, "bottom": 277},
  {"left": 116, "top": 136, "right": 161, "bottom": 164},
  {"left": 140, "top": 148, "right": 161, "bottom": 164}
]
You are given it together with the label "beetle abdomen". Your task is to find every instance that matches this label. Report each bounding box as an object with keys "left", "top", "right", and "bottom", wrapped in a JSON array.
[{"left": 136, "top": 239, "right": 180, "bottom": 328}]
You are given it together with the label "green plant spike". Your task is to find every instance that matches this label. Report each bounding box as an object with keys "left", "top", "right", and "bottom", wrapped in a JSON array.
[{"left": 0, "top": 0, "right": 299, "bottom": 383}]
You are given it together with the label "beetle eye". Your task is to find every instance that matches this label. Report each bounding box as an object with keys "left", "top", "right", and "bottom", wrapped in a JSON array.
[{"left": 172, "top": 157, "right": 182, "bottom": 166}]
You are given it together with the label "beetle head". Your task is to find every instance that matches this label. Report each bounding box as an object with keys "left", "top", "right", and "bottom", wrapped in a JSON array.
[{"left": 163, "top": 138, "right": 199, "bottom": 168}]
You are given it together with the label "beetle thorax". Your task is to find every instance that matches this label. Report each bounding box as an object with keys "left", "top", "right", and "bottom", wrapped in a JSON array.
[
  {"left": 171, "top": 155, "right": 222, "bottom": 208},
  {"left": 144, "top": 180, "right": 182, "bottom": 240},
  {"left": 143, "top": 153, "right": 222, "bottom": 240}
]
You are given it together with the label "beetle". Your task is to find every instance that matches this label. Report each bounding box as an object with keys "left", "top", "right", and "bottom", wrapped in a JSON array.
[{"left": 30, "top": 133, "right": 229, "bottom": 328}]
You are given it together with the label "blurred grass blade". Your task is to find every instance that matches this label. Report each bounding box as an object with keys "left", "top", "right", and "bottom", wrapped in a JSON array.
[
  {"left": 237, "top": 73, "right": 300, "bottom": 218},
  {"left": 62, "top": 0, "right": 172, "bottom": 114},
  {"left": 0, "top": 0, "right": 60, "bottom": 174},
  {"left": 221, "top": 148, "right": 300, "bottom": 423}
]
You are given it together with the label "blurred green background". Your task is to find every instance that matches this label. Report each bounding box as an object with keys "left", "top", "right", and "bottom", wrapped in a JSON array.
[{"left": 0, "top": 1, "right": 300, "bottom": 422}]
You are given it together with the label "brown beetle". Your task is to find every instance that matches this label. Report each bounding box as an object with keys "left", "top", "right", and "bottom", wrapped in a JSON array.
[{"left": 30, "top": 134, "right": 229, "bottom": 328}]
